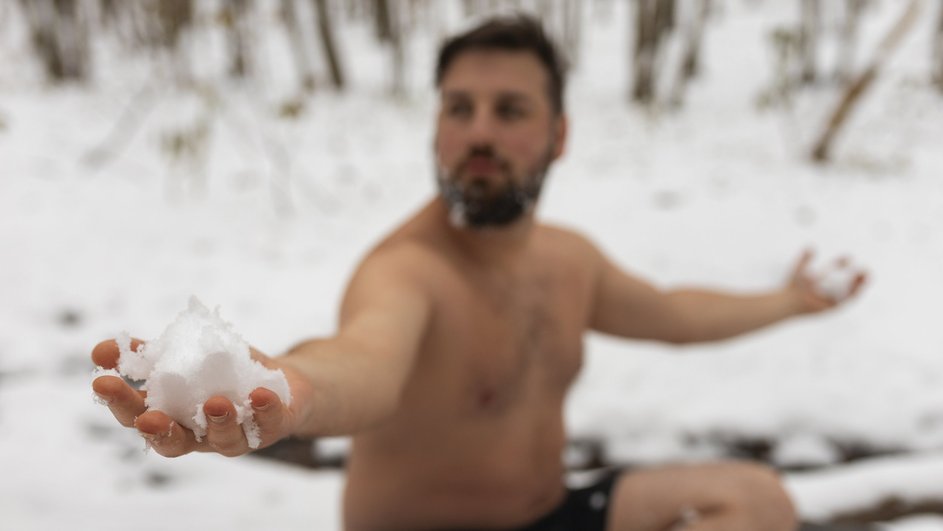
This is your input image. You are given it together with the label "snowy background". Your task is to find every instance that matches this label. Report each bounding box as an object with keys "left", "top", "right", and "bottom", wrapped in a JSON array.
[{"left": 2, "top": 0, "right": 943, "bottom": 529}]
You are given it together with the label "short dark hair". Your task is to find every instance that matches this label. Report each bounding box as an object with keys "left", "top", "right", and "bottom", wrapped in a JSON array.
[{"left": 435, "top": 14, "right": 567, "bottom": 115}]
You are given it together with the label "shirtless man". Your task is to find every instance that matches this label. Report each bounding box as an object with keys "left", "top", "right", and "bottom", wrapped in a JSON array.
[{"left": 92, "top": 16, "right": 866, "bottom": 531}]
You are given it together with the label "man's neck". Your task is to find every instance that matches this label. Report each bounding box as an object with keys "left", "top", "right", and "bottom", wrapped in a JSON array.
[{"left": 432, "top": 199, "right": 537, "bottom": 265}]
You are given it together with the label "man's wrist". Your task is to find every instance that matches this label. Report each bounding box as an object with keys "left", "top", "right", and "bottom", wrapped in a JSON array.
[{"left": 780, "top": 286, "right": 809, "bottom": 317}]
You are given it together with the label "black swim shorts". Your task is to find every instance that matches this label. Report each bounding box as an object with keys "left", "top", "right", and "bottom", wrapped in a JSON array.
[{"left": 515, "top": 469, "right": 622, "bottom": 531}]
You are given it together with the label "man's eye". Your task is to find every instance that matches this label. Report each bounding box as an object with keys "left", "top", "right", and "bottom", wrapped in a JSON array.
[
  {"left": 497, "top": 104, "right": 525, "bottom": 120},
  {"left": 447, "top": 103, "right": 472, "bottom": 117}
]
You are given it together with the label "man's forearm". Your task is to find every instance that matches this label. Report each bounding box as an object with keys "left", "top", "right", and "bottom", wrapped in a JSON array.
[
  {"left": 665, "top": 288, "right": 804, "bottom": 344},
  {"left": 277, "top": 337, "right": 403, "bottom": 437}
]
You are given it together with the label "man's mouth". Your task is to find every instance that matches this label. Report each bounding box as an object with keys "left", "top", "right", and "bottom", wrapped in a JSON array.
[{"left": 462, "top": 156, "right": 500, "bottom": 174}]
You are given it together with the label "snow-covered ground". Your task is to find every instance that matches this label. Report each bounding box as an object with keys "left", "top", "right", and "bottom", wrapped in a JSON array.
[{"left": 2, "top": 1, "right": 943, "bottom": 529}]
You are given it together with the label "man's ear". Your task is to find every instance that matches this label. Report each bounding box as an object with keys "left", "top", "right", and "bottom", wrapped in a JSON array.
[{"left": 551, "top": 114, "right": 568, "bottom": 161}]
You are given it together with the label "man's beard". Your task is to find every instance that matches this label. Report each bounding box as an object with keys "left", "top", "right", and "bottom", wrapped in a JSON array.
[{"left": 436, "top": 145, "right": 553, "bottom": 229}]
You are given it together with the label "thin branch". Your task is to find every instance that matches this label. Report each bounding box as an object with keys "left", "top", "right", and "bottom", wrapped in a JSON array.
[
  {"left": 82, "top": 83, "right": 160, "bottom": 169},
  {"left": 810, "top": 0, "right": 922, "bottom": 163}
]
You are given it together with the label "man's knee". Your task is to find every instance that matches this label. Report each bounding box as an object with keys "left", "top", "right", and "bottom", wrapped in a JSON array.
[
  {"left": 607, "top": 461, "right": 798, "bottom": 531},
  {"left": 721, "top": 461, "right": 797, "bottom": 531}
]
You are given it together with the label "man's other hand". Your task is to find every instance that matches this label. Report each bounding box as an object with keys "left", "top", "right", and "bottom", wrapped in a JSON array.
[{"left": 788, "top": 249, "right": 868, "bottom": 314}]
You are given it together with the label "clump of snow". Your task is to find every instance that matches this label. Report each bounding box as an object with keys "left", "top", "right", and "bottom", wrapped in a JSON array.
[
  {"left": 811, "top": 259, "right": 861, "bottom": 301},
  {"left": 112, "top": 297, "right": 291, "bottom": 448},
  {"left": 784, "top": 452, "right": 943, "bottom": 524},
  {"left": 771, "top": 432, "right": 841, "bottom": 469}
]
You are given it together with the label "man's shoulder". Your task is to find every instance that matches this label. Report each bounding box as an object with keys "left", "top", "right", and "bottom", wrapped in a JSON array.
[
  {"left": 357, "top": 230, "right": 451, "bottom": 280},
  {"left": 536, "top": 223, "right": 601, "bottom": 258},
  {"left": 340, "top": 236, "right": 447, "bottom": 312},
  {"left": 362, "top": 233, "right": 431, "bottom": 261}
]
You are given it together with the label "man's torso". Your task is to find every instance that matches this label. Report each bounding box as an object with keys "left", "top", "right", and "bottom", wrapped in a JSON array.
[{"left": 344, "top": 202, "right": 600, "bottom": 530}]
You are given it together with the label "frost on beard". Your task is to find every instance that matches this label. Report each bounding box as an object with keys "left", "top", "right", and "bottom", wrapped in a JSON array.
[{"left": 110, "top": 297, "right": 291, "bottom": 449}]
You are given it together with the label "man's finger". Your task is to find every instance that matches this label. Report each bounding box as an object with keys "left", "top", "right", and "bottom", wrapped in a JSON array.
[
  {"left": 847, "top": 272, "right": 868, "bottom": 299},
  {"left": 203, "top": 396, "right": 249, "bottom": 457},
  {"left": 92, "top": 375, "right": 147, "bottom": 427},
  {"left": 92, "top": 338, "right": 145, "bottom": 369},
  {"left": 249, "top": 387, "right": 288, "bottom": 444},
  {"left": 135, "top": 410, "right": 198, "bottom": 458},
  {"left": 793, "top": 248, "right": 814, "bottom": 275}
]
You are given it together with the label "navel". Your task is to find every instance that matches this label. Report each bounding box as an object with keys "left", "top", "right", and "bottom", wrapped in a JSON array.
[{"left": 477, "top": 389, "right": 496, "bottom": 409}]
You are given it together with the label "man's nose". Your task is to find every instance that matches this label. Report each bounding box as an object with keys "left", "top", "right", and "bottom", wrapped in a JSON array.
[{"left": 467, "top": 109, "right": 497, "bottom": 144}]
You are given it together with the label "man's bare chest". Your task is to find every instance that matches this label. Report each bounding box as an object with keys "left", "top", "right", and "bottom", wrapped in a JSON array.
[{"left": 418, "top": 266, "right": 591, "bottom": 412}]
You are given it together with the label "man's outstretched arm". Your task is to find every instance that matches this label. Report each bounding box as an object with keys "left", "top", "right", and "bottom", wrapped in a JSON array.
[
  {"left": 92, "top": 246, "right": 433, "bottom": 457},
  {"left": 589, "top": 248, "right": 867, "bottom": 344}
]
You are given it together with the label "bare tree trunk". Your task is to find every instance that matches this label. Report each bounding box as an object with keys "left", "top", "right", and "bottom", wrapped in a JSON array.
[
  {"left": 595, "top": 0, "right": 616, "bottom": 22},
  {"left": 99, "top": 0, "right": 119, "bottom": 28},
  {"left": 56, "top": 0, "right": 90, "bottom": 79},
  {"left": 669, "top": 0, "right": 710, "bottom": 108},
  {"left": 375, "top": 0, "right": 404, "bottom": 96},
  {"left": 654, "top": 0, "right": 676, "bottom": 40},
  {"left": 313, "top": 0, "right": 345, "bottom": 89},
  {"left": 632, "top": 0, "right": 675, "bottom": 105},
  {"left": 223, "top": 0, "right": 251, "bottom": 79},
  {"left": 934, "top": 0, "right": 943, "bottom": 92},
  {"left": 25, "top": 0, "right": 66, "bottom": 80},
  {"left": 153, "top": 0, "right": 194, "bottom": 85},
  {"left": 562, "top": 0, "right": 582, "bottom": 67},
  {"left": 282, "top": 0, "right": 316, "bottom": 91},
  {"left": 835, "top": 0, "right": 864, "bottom": 85},
  {"left": 403, "top": 0, "right": 426, "bottom": 35},
  {"left": 461, "top": 0, "right": 476, "bottom": 18},
  {"left": 107, "top": 0, "right": 150, "bottom": 50},
  {"left": 632, "top": 0, "right": 657, "bottom": 104},
  {"left": 390, "top": 10, "right": 405, "bottom": 98},
  {"left": 536, "top": 0, "right": 553, "bottom": 24},
  {"left": 155, "top": 0, "right": 192, "bottom": 49},
  {"left": 343, "top": 0, "right": 365, "bottom": 21},
  {"left": 799, "top": 0, "right": 819, "bottom": 85},
  {"left": 20, "top": 0, "right": 92, "bottom": 82},
  {"left": 811, "top": 0, "right": 922, "bottom": 163},
  {"left": 680, "top": 0, "right": 709, "bottom": 81},
  {"left": 375, "top": 0, "right": 392, "bottom": 42}
]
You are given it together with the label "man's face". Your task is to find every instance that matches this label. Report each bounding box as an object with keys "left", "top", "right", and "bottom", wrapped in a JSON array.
[{"left": 434, "top": 50, "right": 566, "bottom": 228}]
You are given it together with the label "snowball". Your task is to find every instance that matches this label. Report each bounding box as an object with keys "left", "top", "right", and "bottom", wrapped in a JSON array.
[
  {"left": 813, "top": 261, "right": 859, "bottom": 301},
  {"left": 114, "top": 297, "right": 291, "bottom": 449}
]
